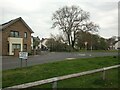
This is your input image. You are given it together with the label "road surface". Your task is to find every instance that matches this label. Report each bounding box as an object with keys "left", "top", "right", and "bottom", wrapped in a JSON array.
[{"left": 2, "top": 52, "right": 118, "bottom": 70}]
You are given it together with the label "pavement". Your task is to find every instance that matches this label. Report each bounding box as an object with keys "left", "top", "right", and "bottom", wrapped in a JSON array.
[{"left": 2, "top": 51, "right": 118, "bottom": 70}]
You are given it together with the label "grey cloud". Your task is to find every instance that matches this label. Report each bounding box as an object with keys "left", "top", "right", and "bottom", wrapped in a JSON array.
[{"left": 0, "top": 0, "right": 118, "bottom": 39}]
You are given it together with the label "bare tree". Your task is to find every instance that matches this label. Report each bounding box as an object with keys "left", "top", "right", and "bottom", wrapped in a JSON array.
[
  {"left": 52, "top": 5, "right": 99, "bottom": 48},
  {"left": 84, "top": 22, "right": 99, "bottom": 33}
]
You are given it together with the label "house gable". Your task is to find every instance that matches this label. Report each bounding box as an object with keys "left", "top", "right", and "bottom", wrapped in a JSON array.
[{"left": 1, "top": 17, "right": 34, "bottom": 33}]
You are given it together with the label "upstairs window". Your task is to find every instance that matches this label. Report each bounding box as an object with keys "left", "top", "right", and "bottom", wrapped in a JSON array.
[
  {"left": 24, "top": 32, "right": 27, "bottom": 38},
  {"left": 10, "top": 31, "right": 19, "bottom": 37}
]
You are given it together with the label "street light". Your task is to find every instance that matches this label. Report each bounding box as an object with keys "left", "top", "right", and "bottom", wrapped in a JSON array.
[
  {"left": 84, "top": 41, "right": 88, "bottom": 51},
  {"left": 90, "top": 33, "right": 93, "bottom": 52}
]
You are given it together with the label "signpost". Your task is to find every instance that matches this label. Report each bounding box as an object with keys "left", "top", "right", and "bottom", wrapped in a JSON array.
[{"left": 19, "top": 52, "right": 28, "bottom": 67}]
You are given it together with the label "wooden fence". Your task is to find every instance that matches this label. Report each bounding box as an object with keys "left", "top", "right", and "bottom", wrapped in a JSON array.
[{"left": 3, "top": 64, "right": 120, "bottom": 90}]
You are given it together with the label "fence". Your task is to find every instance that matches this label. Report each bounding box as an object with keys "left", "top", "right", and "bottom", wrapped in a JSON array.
[{"left": 3, "top": 64, "right": 120, "bottom": 90}]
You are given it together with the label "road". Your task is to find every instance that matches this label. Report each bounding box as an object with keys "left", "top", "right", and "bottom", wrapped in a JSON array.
[{"left": 2, "top": 52, "right": 118, "bottom": 70}]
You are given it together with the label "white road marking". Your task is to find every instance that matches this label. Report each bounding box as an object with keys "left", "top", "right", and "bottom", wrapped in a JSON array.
[
  {"left": 66, "top": 58, "right": 76, "bottom": 60},
  {"left": 78, "top": 54, "right": 86, "bottom": 56},
  {"left": 89, "top": 54, "right": 92, "bottom": 56}
]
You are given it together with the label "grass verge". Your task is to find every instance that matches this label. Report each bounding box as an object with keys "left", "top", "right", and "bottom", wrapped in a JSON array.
[
  {"left": 33, "top": 68, "right": 119, "bottom": 88},
  {"left": 3, "top": 56, "right": 119, "bottom": 88}
]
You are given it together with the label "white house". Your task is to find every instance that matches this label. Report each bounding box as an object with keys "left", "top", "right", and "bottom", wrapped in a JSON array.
[
  {"left": 40, "top": 38, "right": 49, "bottom": 51},
  {"left": 114, "top": 41, "right": 120, "bottom": 50}
]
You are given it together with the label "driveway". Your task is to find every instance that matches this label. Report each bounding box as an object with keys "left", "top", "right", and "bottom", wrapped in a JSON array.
[{"left": 2, "top": 52, "right": 118, "bottom": 70}]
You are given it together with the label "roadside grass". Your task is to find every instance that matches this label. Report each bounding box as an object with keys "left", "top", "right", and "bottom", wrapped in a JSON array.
[
  {"left": 79, "top": 50, "right": 118, "bottom": 52},
  {"left": 3, "top": 56, "right": 119, "bottom": 88},
  {"left": 58, "top": 69, "right": 119, "bottom": 88},
  {"left": 33, "top": 68, "right": 118, "bottom": 88}
]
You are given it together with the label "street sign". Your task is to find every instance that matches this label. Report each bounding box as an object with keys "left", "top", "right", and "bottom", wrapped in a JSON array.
[{"left": 19, "top": 52, "right": 28, "bottom": 59}]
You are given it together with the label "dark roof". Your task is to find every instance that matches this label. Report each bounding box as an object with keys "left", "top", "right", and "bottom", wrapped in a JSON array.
[
  {"left": 0, "top": 17, "right": 34, "bottom": 33},
  {"left": 33, "top": 36, "right": 40, "bottom": 41},
  {"left": 113, "top": 40, "right": 120, "bottom": 45},
  {"left": 41, "top": 38, "right": 50, "bottom": 42}
]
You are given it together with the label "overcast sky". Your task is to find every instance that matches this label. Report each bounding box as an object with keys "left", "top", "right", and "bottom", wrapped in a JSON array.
[{"left": 0, "top": 0, "right": 119, "bottom": 39}]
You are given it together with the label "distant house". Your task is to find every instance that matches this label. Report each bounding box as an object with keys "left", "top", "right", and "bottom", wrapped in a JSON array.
[
  {"left": 109, "top": 43, "right": 115, "bottom": 50},
  {"left": 114, "top": 41, "right": 120, "bottom": 50},
  {"left": 40, "top": 38, "right": 49, "bottom": 51},
  {"left": 0, "top": 17, "right": 34, "bottom": 55},
  {"left": 32, "top": 36, "right": 40, "bottom": 50}
]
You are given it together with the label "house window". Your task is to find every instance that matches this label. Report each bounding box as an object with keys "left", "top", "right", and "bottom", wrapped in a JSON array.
[
  {"left": 24, "top": 32, "right": 27, "bottom": 38},
  {"left": 10, "top": 31, "right": 19, "bottom": 37},
  {"left": 12, "top": 44, "right": 21, "bottom": 52},
  {"left": 23, "top": 44, "right": 27, "bottom": 51}
]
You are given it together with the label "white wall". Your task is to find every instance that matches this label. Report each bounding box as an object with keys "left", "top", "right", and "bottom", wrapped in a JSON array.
[
  {"left": 114, "top": 41, "right": 120, "bottom": 50},
  {"left": 8, "top": 37, "right": 23, "bottom": 55}
]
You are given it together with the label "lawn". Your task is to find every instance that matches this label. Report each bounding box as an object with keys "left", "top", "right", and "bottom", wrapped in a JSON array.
[
  {"left": 33, "top": 68, "right": 119, "bottom": 88},
  {"left": 79, "top": 50, "right": 118, "bottom": 52},
  {"left": 3, "top": 56, "right": 119, "bottom": 88}
]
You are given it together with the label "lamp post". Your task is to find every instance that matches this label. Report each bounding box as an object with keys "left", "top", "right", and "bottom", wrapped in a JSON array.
[
  {"left": 89, "top": 33, "right": 92, "bottom": 57},
  {"left": 90, "top": 33, "right": 93, "bottom": 52},
  {"left": 84, "top": 42, "right": 88, "bottom": 51}
]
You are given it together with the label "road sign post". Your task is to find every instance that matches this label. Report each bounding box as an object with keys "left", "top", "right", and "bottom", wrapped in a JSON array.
[
  {"left": 84, "top": 42, "right": 88, "bottom": 51},
  {"left": 20, "top": 58, "right": 22, "bottom": 68},
  {"left": 26, "top": 59, "right": 27, "bottom": 67},
  {"left": 19, "top": 52, "right": 28, "bottom": 67}
]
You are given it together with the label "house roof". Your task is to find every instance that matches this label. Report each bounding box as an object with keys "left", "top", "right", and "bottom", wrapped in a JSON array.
[
  {"left": 33, "top": 36, "right": 40, "bottom": 41},
  {"left": 41, "top": 38, "right": 51, "bottom": 43},
  {"left": 113, "top": 40, "right": 120, "bottom": 45},
  {"left": 0, "top": 17, "right": 34, "bottom": 33}
]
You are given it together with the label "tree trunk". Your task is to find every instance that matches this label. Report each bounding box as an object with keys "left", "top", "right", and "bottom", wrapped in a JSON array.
[
  {"left": 72, "top": 41, "right": 74, "bottom": 48},
  {"left": 71, "top": 31, "right": 76, "bottom": 49},
  {"left": 67, "top": 34, "right": 71, "bottom": 46}
]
